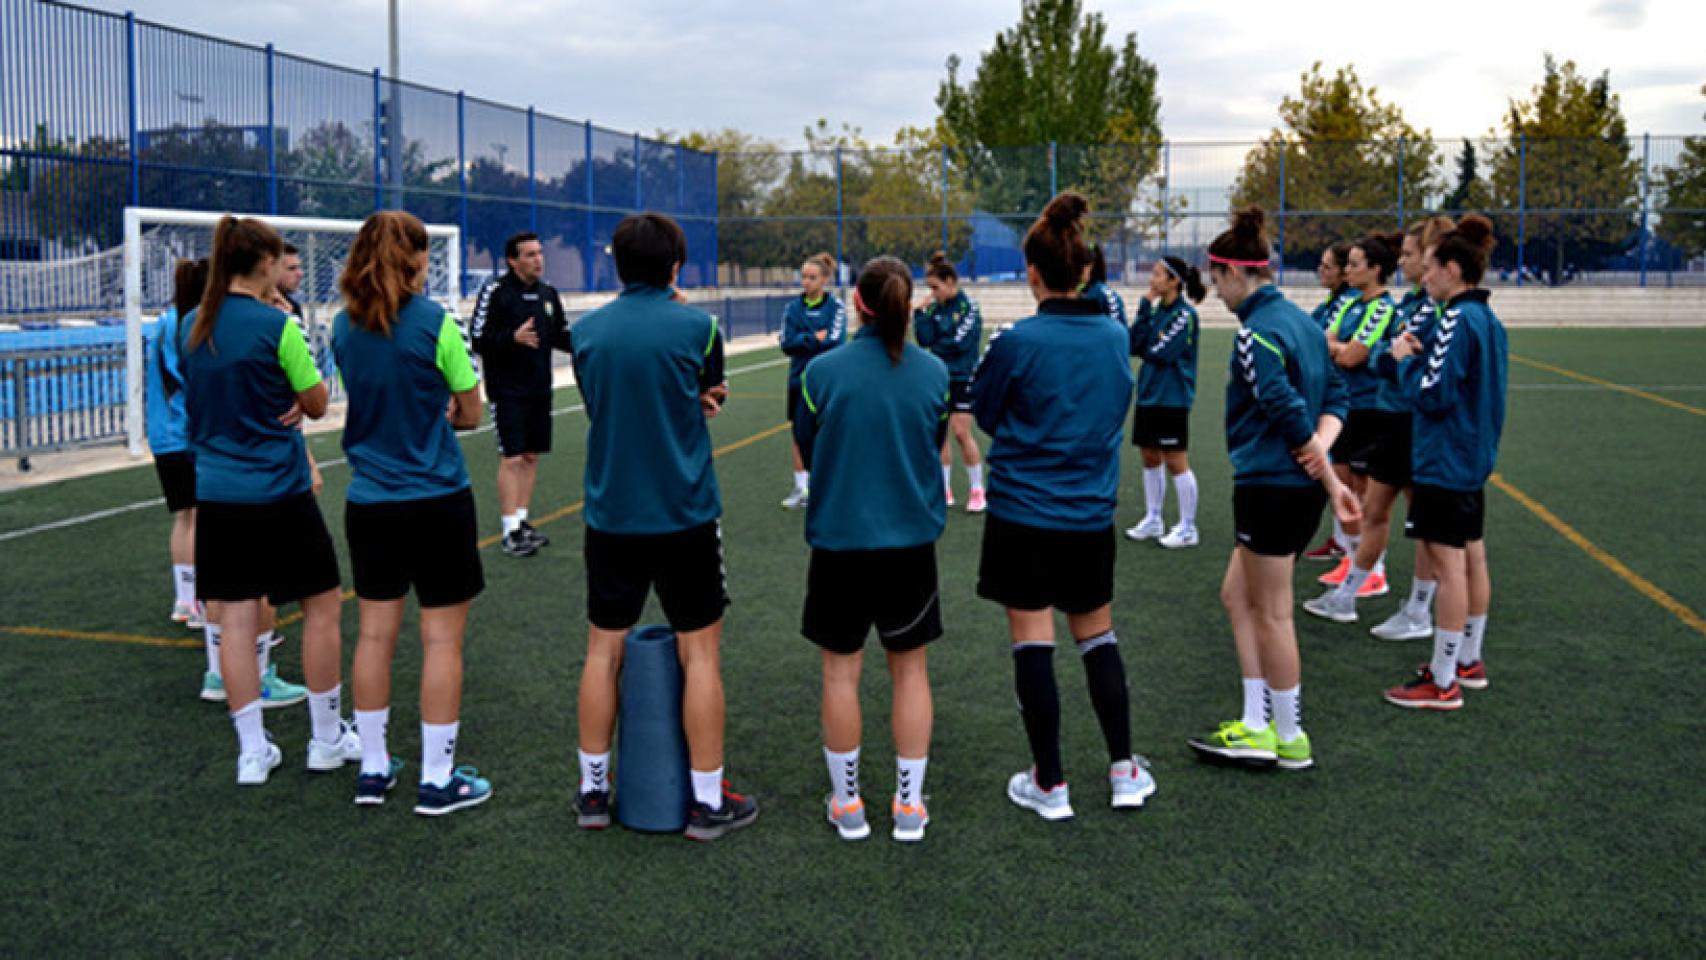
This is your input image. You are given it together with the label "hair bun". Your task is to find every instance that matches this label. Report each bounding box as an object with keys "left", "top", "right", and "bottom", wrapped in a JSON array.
[
  {"left": 1456, "top": 213, "right": 1495, "bottom": 252},
  {"left": 1042, "top": 191, "right": 1089, "bottom": 228},
  {"left": 1231, "top": 206, "right": 1266, "bottom": 241},
  {"left": 929, "top": 250, "right": 950, "bottom": 267}
]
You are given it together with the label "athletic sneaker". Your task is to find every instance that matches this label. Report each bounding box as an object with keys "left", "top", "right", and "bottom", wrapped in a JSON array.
[
  {"left": 1186, "top": 720, "right": 1278, "bottom": 767},
  {"left": 966, "top": 488, "right": 987, "bottom": 514},
  {"left": 684, "top": 782, "right": 759, "bottom": 841},
  {"left": 1006, "top": 769, "right": 1073, "bottom": 821},
  {"left": 501, "top": 530, "right": 538, "bottom": 558},
  {"left": 825, "top": 795, "right": 871, "bottom": 841},
  {"left": 1358, "top": 570, "right": 1390, "bottom": 598},
  {"left": 200, "top": 671, "right": 226, "bottom": 703},
  {"left": 260, "top": 665, "right": 308, "bottom": 710},
  {"left": 236, "top": 741, "right": 283, "bottom": 786},
  {"left": 171, "top": 600, "right": 196, "bottom": 624},
  {"left": 891, "top": 797, "right": 929, "bottom": 843},
  {"left": 1302, "top": 589, "right": 1358, "bottom": 623},
  {"left": 268, "top": 630, "right": 286, "bottom": 649},
  {"left": 305, "top": 720, "right": 363, "bottom": 772},
  {"left": 414, "top": 766, "right": 493, "bottom": 816},
  {"left": 576, "top": 790, "right": 612, "bottom": 829},
  {"left": 354, "top": 758, "right": 406, "bottom": 806},
  {"left": 519, "top": 520, "right": 549, "bottom": 548},
  {"left": 1303, "top": 539, "right": 1343, "bottom": 562},
  {"left": 1124, "top": 516, "right": 1164, "bottom": 542},
  {"left": 945, "top": 487, "right": 956, "bottom": 508},
  {"left": 1158, "top": 524, "right": 1199, "bottom": 550},
  {"left": 1454, "top": 660, "right": 1489, "bottom": 690},
  {"left": 1370, "top": 608, "right": 1434, "bottom": 642},
  {"left": 1383, "top": 671, "right": 1463, "bottom": 711},
  {"left": 1318, "top": 557, "right": 1351, "bottom": 585},
  {"left": 1275, "top": 732, "right": 1314, "bottom": 770},
  {"left": 1108, "top": 756, "right": 1158, "bottom": 809},
  {"left": 780, "top": 488, "right": 809, "bottom": 510}
]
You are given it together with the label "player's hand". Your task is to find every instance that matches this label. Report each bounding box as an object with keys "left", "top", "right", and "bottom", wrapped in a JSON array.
[
  {"left": 1329, "top": 478, "right": 1361, "bottom": 525},
  {"left": 515, "top": 318, "right": 540, "bottom": 349},
  {"left": 699, "top": 389, "right": 724, "bottom": 419},
  {"left": 1292, "top": 435, "right": 1330, "bottom": 480},
  {"left": 815, "top": 329, "right": 828, "bottom": 341},
  {"left": 310, "top": 462, "right": 325, "bottom": 497},
  {"left": 278, "top": 402, "right": 304, "bottom": 428},
  {"left": 1391, "top": 331, "right": 1422, "bottom": 360}
]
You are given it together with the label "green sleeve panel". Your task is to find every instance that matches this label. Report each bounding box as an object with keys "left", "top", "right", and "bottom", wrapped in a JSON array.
[
  {"left": 436, "top": 314, "right": 480, "bottom": 392},
  {"left": 277, "top": 319, "right": 323, "bottom": 392}
]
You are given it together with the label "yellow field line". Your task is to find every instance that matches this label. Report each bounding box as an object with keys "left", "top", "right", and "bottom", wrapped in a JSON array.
[
  {"left": 1512, "top": 354, "right": 1706, "bottom": 419},
  {"left": 1491, "top": 472, "right": 1706, "bottom": 638},
  {"left": 0, "top": 624, "right": 200, "bottom": 649}
]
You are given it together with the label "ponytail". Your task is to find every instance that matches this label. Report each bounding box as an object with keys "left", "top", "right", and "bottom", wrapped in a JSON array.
[
  {"left": 855, "top": 256, "right": 913, "bottom": 365},
  {"left": 925, "top": 250, "right": 957, "bottom": 283},
  {"left": 1432, "top": 213, "right": 1496, "bottom": 286},
  {"left": 191, "top": 216, "right": 283, "bottom": 351},
  {"left": 1161, "top": 256, "right": 1205, "bottom": 304},
  {"left": 1023, "top": 191, "right": 1092, "bottom": 292}
]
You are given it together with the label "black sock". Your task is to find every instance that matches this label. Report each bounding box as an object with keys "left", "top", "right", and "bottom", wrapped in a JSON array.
[
  {"left": 1079, "top": 632, "right": 1132, "bottom": 763},
  {"left": 1013, "top": 644, "right": 1063, "bottom": 789}
]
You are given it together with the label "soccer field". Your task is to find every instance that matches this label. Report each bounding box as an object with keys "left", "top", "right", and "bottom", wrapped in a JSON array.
[{"left": 3, "top": 328, "right": 1704, "bottom": 956}]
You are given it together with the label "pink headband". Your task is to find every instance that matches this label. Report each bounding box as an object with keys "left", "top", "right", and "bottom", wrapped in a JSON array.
[
  {"left": 1208, "top": 253, "right": 1272, "bottom": 268},
  {"left": 851, "top": 287, "right": 876, "bottom": 318}
]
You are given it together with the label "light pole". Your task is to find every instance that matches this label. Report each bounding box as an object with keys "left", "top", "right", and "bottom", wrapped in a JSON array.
[{"left": 387, "top": 0, "right": 403, "bottom": 207}]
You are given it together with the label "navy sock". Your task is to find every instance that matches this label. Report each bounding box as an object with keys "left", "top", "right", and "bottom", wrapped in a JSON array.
[
  {"left": 1013, "top": 644, "right": 1063, "bottom": 789},
  {"left": 1078, "top": 631, "right": 1132, "bottom": 763}
]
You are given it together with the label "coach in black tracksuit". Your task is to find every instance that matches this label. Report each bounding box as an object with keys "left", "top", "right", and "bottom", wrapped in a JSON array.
[{"left": 471, "top": 231, "right": 570, "bottom": 557}]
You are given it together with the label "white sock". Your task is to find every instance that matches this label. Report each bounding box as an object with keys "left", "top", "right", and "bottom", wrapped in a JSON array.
[
  {"left": 421, "top": 721, "right": 459, "bottom": 787},
  {"left": 501, "top": 513, "right": 520, "bottom": 536},
  {"left": 1406, "top": 579, "right": 1438, "bottom": 618},
  {"left": 1269, "top": 684, "right": 1303, "bottom": 742},
  {"left": 308, "top": 685, "right": 342, "bottom": 745},
  {"left": 794, "top": 470, "right": 810, "bottom": 493},
  {"left": 691, "top": 766, "right": 724, "bottom": 810},
  {"left": 1337, "top": 563, "right": 1372, "bottom": 600},
  {"left": 230, "top": 700, "right": 266, "bottom": 756},
  {"left": 173, "top": 564, "right": 195, "bottom": 605},
  {"left": 1344, "top": 534, "right": 1361, "bottom": 557},
  {"left": 579, "top": 749, "right": 611, "bottom": 796},
  {"left": 1331, "top": 516, "right": 1347, "bottom": 550},
  {"left": 1173, "top": 470, "right": 1198, "bottom": 528},
  {"left": 516, "top": 507, "right": 528, "bottom": 523},
  {"left": 204, "top": 622, "right": 222, "bottom": 677},
  {"left": 941, "top": 465, "right": 953, "bottom": 492},
  {"left": 1372, "top": 552, "right": 1387, "bottom": 577},
  {"left": 1431, "top": 630, "right": 1463, "bottom": 690},
  {"left": 824, "top": 746, "right": 860, "bottom": 804},
  {"left": 967, "top": 463, "right": 984, "bottom": 491},
  {"left": 1141, "top": 465, "right": 1166, "bottom": 521},
  {"left": 1241, "top": 677, "right": 1269, "bottom": 731},
  {"left": 255, "top": 632, "right": 271, "bottom": 679},
  {"left": 355, "top": 707, "right": 390, "bottom": 776},
  {"left": 1461, "top": 615, "right": 1487, "bottom": 665},
  {"left": 896, "top": 755, "right": 927, "bottom": 807}
]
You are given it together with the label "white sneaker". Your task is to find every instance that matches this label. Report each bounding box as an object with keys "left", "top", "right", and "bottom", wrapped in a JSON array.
[
  {"left": 1158, "top": 524, "right": 1199, "bottom": 549},
  {"left": 305, "top": 720, "right": 363, "bottom": 772},
  {"left": 1370, "top": 608, "right": 1434, "bottom": 641},
  {"left": 1109, "top": 756, "right": 1157, "bottom": 809},
  {"left": 1124, "top": 516, "right": 1164, "bottom": 541},
  {"left": 1006, "top": 769, "right": 1073, "bottom": 821},
  {"left": 780, "top": 488, "right": 809, "bottom": 510},
  {"left": 237, "top": 741, "right": 284, "bottom": 786},
  {"left": 171, "top": 600, "right": 195, "bottom": 624},
  {"left": 1302, "top": 589, "right": 1358, "bottom": 623}
]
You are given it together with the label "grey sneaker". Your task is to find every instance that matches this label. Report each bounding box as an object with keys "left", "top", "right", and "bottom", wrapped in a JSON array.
[
  {"left": 891, "top": 797, "right": 929, "bottom": 843},
  {"left": 780, "top": 488, "right": 809, "bottom": 510},
  {"left": 824, "top": 795, "right": 870, "bottom": 841},
  {"left": 1370, "top": 608, "right": 1434, "bottom": 641},
  {"left": 1109, "top": 756, "right": 1157, "bottom": 809},
  {"left": 1124, "top": 516, "right": 1164, "bottom": 541},
  {"left": 237, "top": 740, "right": 283, "bottom": 786},
  {"left": 1158, "top": 524, "right": 1199, "bottom": 549},
  {"left": 1302, "top": 589, "right": 1358, "bottom": 624},
  {"left": 1006, "top": 769, "right": 1073, "bottom": 821},
  {"left": 306, "top": 720, "right": 363, "bottom": 772}
]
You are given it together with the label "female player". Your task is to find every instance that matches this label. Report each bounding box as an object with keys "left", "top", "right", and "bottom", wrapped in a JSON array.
[
  {"left": 779, "top": 252, "right": 846, "bottom": 509},
  {"left": 1186, "top": 207, "right": 1359, "bottom": 773},
  {"left": 1124, "top": 256, "right": 1206, "bottom": 549},
  {"left": 149, "top": 259, "right": 208, "bottom": 636},
  {"left": 795, "top": 256, "right": 949, "bottom": 842},
  {"left": 1303, "top": 241, "right": 1357, "bottom": 562},
  {"left": 972, "top": 192, "right": 1156, "bottom": 821},
  {"left": 181, "top": 216, "right": 349, "bottom": 786},
  {"left": 913, "top": 251, "right": 985, "bottom": 511},
  {"left": 1082, "top": 245, "right": 1127, "bottom": 326},
  {"left": 334, "top": 211, "right": 491, "bottom": 814}
]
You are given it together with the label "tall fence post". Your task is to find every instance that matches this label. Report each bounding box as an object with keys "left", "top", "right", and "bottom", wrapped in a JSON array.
[
  {"left": 264, "top": 43, "right": 278, "bottom": 215},
  {"left": 125, "top": 12, "right": 139, "bottom": 208},
  {"left": 1277, "top": 142, "right": 1287, "bottom": 286},
  {"left": 456, "top": 91, "right": 468, "bottom": 295},
  {"left": 1048, "top": 141, "right": 1057, "bottom": 198},
  {"left": 711, "top": 150, "right": 720, "bottom": 288},
  {"left": 527, "top": 107, "right": 538, "bottom": 234},
  {"left": 676, "top": 142, "right": 686, "bottom": 214},
  {"left": 940, "top": 145, "right": 949, "bottom": 255},
  {"left": 371, "top": 69, "right": 383, "bottom": 212},
  {"left": 1160, "top": 139, "right": 1171, "bottom": 258},
  {"left": 1639, "top": 132, "right": 1651, "bottom": 288},
  {"left": 633, "top": 132, "right": 642, "bottom": 210},
  {"left": 834, "top": 147, "right": 844, "bottom": 281},
  {"left": 1516, "top": 133, "right": 1527, "bottom": 287},
  {"left": 1396, "top": 135, "right": 1406, "bottom": 232}
]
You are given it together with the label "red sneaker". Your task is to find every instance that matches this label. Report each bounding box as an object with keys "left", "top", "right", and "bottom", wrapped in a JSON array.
[
  {"left": 1318, "top": 557, "right": 1351, "bottom": 585},
  {"left": 945, "top": 487, "right": 956, "bottom": 508},
  {"left": 1384, "top": 670, "right": 1463, "bottom": 710},
  {"left": 1356, "top": 570, "right": 1389, "bottom": 598},
  {"left": 1303, "top": 539, "right": 1343, "bottom": 562},
  {"left": 1455, "top": 660, "right": 1488, "bottom": 690}
]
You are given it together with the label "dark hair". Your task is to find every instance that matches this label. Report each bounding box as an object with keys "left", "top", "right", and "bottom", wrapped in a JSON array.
[
  {"left": 192, "top": 216, "right": 283, "bottom": 350},
  {"left": 1321, "top": 241, "right": 1352, "bottom": 275},
  {"left": 855, "top": 256, "right": 912, "bottom": 365},
  {"left": 1352, "top": 232, "right": 1403, "bottom": 284},
  {"left": 1024, "top": 191, "right": 1092, "bottom": 292},
  {"left": 340, "top": 211, "right": 430, "bottom": 335},
  {"left": 172, "top": 258, "right": 209, "bottom": 322},
  {"left": 1431, "top": 213, "right": 1496, "bottom": 286},
  {"left": 282, "top": 242, "right": 299, "bottom": 257},
  {"left": 1088, "top": 244, "right": 1109, "bottom": 286},
  {"left": 925, "top": 250, "right": 957, "bottom": 283},
  {"left": 1207, "top": 207, "right": 1273, "bottom": 279},
  {"left": 611, "top": 213, "right": 687, "bottom": 287},
  {"left": 1159, "top": 256, "right": 1206, "bottom": 304},
  {"left": 504, "top": 231, "right": 540, "bottom": 262}
]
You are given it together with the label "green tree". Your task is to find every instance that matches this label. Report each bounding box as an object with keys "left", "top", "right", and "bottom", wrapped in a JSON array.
[
  {"left": 672, "top": 128, "right": 789, "bottom": 277},
  {"left": 1442, "top": 139, "right": 1484, "bottom": 212},
  {"left": 1657, "top": 85, "right": 1706, "bottom": 259},
  {"left": 1231, "top": 63, "right": 1440, "bottom": 263},
  {"left": 848, "top": 125, "right": 975, "bottom": 267},
  {"left": 1485, "top": 55, "right": 1640, "bottom": 283},
  {"left": 18, "top": 125, "right": 130, "bottom": 250}
]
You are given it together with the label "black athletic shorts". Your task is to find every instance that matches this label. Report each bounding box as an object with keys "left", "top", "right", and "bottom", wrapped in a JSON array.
[
  {"left": 802, "top": 544, "right": 943, "bottom": 655},
  {"left": 196, "top": 492, "right": 341, "bottom": 604},
  {"left": 346, "top": 488, "right": 484, "bottom": 608},
  {"left": 154, "top": 451, "right": 196, "bottom": 513},
  {"left": 948, "top": 379, "right": 974, "bottom": 414},
  {"left": 1358, "top": 411, "right": 1413, "bottom": 487},
  {"left": 1233, "top": 484, "right": 1329, "bottom": 558},
  {"left": 585, "top": 520, "right": 729, "bottom": 633},
  {"left": 1131, "top": 405, "right": 1190, "bottom": 450},
  {"left": 494, "top": 395, "right": 552, "bottom": 457},
  {"left": 977, "top": 513, "right": 1116, "bottom": 615},
  {"left": 786, "top": 383, "right": 805, "bottom": 423},
  {"left": 1406, "top": 484, "right": 1485, "bottom": 548},
  {"left": 1330, "top": 409, "right": 1376, "bottom": 466}
]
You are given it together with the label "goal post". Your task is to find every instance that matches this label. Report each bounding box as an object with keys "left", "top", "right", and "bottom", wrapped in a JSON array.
[{"left": 122, "top": 207, "right": 462, "bottom": 456}]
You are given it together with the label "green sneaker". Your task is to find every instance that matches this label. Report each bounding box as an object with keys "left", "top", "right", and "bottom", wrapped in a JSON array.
[
  {"left": 1275, "top": 731, "right": 1314, "bottom": 770},
  {"left": 1186, "top": 720, "right": 1278, "bottom": 767},
  {"left": 260, "top": 665, "right": 308, "bottom": 709},
  {"left": 199, "top": 670, "right": 226, "bottom": 703}
]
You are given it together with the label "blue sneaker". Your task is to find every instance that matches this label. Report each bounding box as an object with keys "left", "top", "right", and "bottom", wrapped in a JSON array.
[
  {"left": 414, "top": 766, "right": 493, "bottom": 817},
  {"left": 355, "top": 758, "right": 407, "bottom": 807},
  {"left": 200, "top": 671, "right": 226, "bottom": 703},
  {"left": 259, "top": 665, "right": 307, "bottom": 709},
  {"left": 1109, "top": 756, "right": 1158, "bottom": 809}
]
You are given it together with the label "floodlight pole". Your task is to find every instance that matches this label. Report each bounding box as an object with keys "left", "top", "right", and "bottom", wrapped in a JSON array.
[{"left": 387, "top": 0, "right": 403, "bottom": 207}]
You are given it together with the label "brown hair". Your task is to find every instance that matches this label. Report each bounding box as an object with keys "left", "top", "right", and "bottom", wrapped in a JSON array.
[
  {"left": 191, "top": 216, "right": 283, "bottom": 350},
  {"left": 1406, "top": 215, "right": 1456, "bottom": 252},
  {"left": 340, "top": 211, "right": 430, "bottom": 335},
  {"left": 855, "top": 256, "right": 913, "bottom": 365},
  {"left": 613, "top": 212, "right": 687, "bottom": 287},
  {"left": 172, "top": 258, "right": 209, "bottom": 322},
  {"left": 925, "top": 250, "right": 957, "bottom": 283},
  {"left": 804, "top": 252, "right": 835, "bottom": 282},
  {"left": 1431, "top": 213, "right": 1496, "bottom": 286},
  {"left": 1024, "top": 191, "right": 1091, "bottom": 292},
  {"left": 1208, "top": 207, "right": 1273, "bottom": 279},
  {"left": 1352, "top": 232, "right": 1404, "bottom": 284}
]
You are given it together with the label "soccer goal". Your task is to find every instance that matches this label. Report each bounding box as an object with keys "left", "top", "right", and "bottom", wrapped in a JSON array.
[{"left": 121, "top": 207, "right": 463, "bottom": 456}]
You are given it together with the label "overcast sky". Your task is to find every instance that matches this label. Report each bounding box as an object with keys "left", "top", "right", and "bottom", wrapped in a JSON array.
[{"left": 83, "top": 0, "right": 1706, "bottom": 145}]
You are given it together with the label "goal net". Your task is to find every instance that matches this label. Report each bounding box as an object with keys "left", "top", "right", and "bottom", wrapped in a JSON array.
[{"left": 122, "top": 207, "right": 462, "bottom": 455}]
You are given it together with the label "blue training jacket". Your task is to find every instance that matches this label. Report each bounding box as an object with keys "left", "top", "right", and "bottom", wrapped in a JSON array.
[
  {"left": 794, "top": 328, "right": 950, "bottom": 551},
  {"left": 1367, "top": 286, "right": 1438, "bottom": 413},
  {"left": 971, "top": 297, "right": 1133, "bottom": 530},
  {"left": 779, "top": 293, "right": 846, "bottom": 388},
  {"left": 1311, "top": 287, "right": 1356, "bottom": 329},
  {"left": 1082, "top": 280, "right": 1128, "bottom": 327},
  {"left": 1128, "top": 296, "right": 1200, "bottom": 410},
  {"left": 913, "top": 290, "right": 983, "bottom": 381},
  {"left": 1327, "top": 291, "right": 1398, "bottom": 410},
  {"left": 1378, "top": 289, "right": 1507, "bottom": 492},
  {"left": 1225, "top": 285, "right": 1349, "bottom": 487},
  {"left": 145, "top": 306, "right": 189, "bottom": 454}
]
